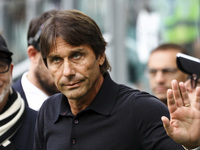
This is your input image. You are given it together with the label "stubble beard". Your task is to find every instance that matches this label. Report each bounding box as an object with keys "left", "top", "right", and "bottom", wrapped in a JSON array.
[
  {"left": 35, "top": 70, "right": 59, "bottom": 96},
  {"left": 0, "top": 79, "right": 12, "bottom": 103}
]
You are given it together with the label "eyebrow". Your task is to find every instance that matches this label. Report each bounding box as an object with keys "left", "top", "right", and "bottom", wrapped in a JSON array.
[
  {"left": 47, "top": 48, "right": 85, "bottom": 58},
  {"left": 46, "top": 55, "right": 60, "bottom": 60}
]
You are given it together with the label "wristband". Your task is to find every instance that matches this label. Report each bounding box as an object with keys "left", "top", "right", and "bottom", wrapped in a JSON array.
[{"left": 182, "top": 145, "right": 200, "bottom": 150}]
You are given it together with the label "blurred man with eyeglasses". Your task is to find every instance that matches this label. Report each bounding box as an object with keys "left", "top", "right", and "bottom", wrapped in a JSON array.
[
  {"left": 0, "top": 34, "right": 37, "bottom": 149},
  {"left": 147, "top": 43, "right": 188, "bottom": 105}
]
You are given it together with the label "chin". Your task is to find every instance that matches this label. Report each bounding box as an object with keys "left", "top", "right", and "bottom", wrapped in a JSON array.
[
  {"left": 156, "top": 95, "right": 166, "bottom": 100},
  {"left": 64, "top": 91, "right": 84, "bottom": 100},
  {"left": 157, "top": 98, "right": 167, "bottom": 105}
]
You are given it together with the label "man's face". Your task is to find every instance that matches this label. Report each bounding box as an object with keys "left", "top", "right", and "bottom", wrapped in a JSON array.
[
  {"left": 46, "top": 38, "right": 105, "bottom": 101},
  {"left": 148, "top": 49, "right": 187, "bottom": 104},
  {"left": 0, "top": 55, "right": 13, "bottom": 103}
]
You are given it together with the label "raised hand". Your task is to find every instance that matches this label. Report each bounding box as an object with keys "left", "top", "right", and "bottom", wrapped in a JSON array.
[{"left": 161, "top": 80, "right": 200, "bottom": 149}]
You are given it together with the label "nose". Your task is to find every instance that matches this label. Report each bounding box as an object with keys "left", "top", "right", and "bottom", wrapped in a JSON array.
[
  {"left": 63, "top": 60, "right": 75, "bottom": 78},
  {"left": 154, "top": 71, "right": 165, "bottom": 83}
]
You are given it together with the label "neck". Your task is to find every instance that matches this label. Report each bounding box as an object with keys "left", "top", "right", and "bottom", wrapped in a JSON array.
[
  {"left": 161, "top": 99, "right": 167, "bottom": 106},
  {"left": 26, "top": 71, "right": 49, "bottom": 95},
  {"left": 68, "top": 99, "right": 92, "bottom": 115},
  {"left": 69, "top": 74, "right": 104, "bottom": 115},
  {"left": 0, "top": 92, "right": 9, "bottom": 113}
]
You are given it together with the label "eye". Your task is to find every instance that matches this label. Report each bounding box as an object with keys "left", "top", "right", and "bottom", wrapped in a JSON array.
[
  {"left": 162, "top": 68, "right": 176, "bottom": 74},
  {"left": 53, "top": 57, "right": 61, "bottom": 63},
  {"left": 72, "top": 52, "right": 82, "bottom": 60},
  {"left": 48, "top": 56, "right": 62, "bottom": 64},
  {"left": 148, "top": 69, "right": 157, "bottom": 74}
]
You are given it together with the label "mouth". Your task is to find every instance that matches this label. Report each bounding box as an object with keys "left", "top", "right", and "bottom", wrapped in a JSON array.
[
  {"left": 154, "top": 87, "right": 167, "bottom": 93},
  {"left": 64, "top": 80, "right": 84, "bottom": 89}
]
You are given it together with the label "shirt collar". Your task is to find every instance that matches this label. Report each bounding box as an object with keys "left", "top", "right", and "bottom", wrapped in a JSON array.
[
  {"left": 54, "top": 72, "right": 119, "bottom": 123},
  {"left": 87, "top": 73, "right": 119, "bottom": 116},
  {"left": 21, "top": 72, "right": 49, "bottom": 110},
  {"left": 54, "top": 94, "right": 73, "bottom": 123}
]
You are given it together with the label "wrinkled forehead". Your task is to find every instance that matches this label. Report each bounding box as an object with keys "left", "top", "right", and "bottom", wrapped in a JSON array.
[
  {"left": 148, "top": 51, "right": 178, "bottom": 67},
  {"left": 49, "top": 37, "right": 78, "bottom": 53}
]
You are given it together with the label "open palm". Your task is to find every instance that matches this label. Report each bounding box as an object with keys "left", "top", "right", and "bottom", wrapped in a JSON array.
[{"left": 161, "top": 80, "right": 200, "bottom": 149}]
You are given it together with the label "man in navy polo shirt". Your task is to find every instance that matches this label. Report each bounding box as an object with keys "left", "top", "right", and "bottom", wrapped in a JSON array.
[{"left": 34, "top": 10, "right": 185, "bottom": 150}]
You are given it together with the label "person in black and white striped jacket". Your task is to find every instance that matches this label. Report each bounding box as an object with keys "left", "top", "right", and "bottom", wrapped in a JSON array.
[{"left": 0, "top": 34, "right": 37, "bottom": 150}]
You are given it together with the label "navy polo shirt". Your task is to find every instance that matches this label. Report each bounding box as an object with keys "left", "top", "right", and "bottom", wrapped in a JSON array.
[{"left": 34, "top": 73, "right": 184, "bottom": 150}]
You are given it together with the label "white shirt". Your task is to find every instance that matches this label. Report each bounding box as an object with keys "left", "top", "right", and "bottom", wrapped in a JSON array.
[{"left": 21, "top": 72, "right": 49, "bottom": 110}]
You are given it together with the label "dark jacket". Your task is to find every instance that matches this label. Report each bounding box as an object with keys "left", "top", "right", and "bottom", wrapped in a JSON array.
[
  {"left": 11, "top": 106, "right": 37, "bottom": 150},
  {"left": 1, "top": 89, "right": 37, "bottom": 150},
  {"left": 12, "top": 76, "right": 29, "bottom": 106}
]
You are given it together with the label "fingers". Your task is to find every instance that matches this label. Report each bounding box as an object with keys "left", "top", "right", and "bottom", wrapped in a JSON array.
[
  {"left": 179, "top": 82, "right": 190, "bottom": 107},
  {"left": 161, "top": 116, "right": 170, "bottom": 126},
  {"left": 171, "top": 80, "right": 183, "bottom": 107},
  {"left": 161, "top": 116, "right": 171, "bottom": 135},
  {"left": 195, "top": 87, "right": 200, "bottom": 110},
  {"left": 167, "top": 89, "right": 177, "bottom": 113},
  {"left": 195, "top": 87, "right": 200, "bottom": 103}
]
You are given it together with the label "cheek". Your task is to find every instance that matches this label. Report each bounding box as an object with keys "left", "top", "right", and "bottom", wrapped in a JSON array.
[
  {"left": 84, "top": 58, "right": 100, "bottom": 72},
  {"left": 176, "top": 74, "right": 187, "bottom": 82},
  {"left": 0, "top": 75, "right": 11, "bottom": 88},
  {"left": 149, "top": 77, "right": 155, "bottom": 85},
  {"left": 166, "top": 79, "right": 172, "bottom": 85},
  {"left": 48, "top": 68, "right": 61, "bottom": 85},
  {"left": 72, "top": 62, "right": 94, "bottom": 78}
]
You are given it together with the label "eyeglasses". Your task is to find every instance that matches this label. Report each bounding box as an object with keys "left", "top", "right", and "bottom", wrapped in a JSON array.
[
  {"left": 148, "top": 68, "right": 178, "bottom": 76},
  {"left": 187, "top": 74, "right": 200, "bottom": 89},
  {"left": 0, "top": 58, "right": 10, "bottom": 73}
]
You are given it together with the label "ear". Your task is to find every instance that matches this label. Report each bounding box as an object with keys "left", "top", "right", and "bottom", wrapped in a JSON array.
[
  {"left": 27, "top": 46, "right": 39, "bottom": 63},
  {"left": 9, "top": 63, "right": 14, "bottom": 77},
  {"left": 99, "top": 53, "right": 105, "bottom": 66}
]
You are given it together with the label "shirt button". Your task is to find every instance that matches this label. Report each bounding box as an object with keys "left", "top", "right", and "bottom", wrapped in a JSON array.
[
  {"left": 74, "top": 120, "right": 79, "bottom": 124},
  {"left": 72, "top": 139, "right": 76, "bottom": 144}
]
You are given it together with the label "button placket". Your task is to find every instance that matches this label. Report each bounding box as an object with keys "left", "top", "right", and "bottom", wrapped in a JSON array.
[
  {"left": 72, "top": 139, "right": 76, "bottom": 145},
  {"left": 71, "top": 117, "right": 80, "bottom": 146},
  {"left": 74, "top": 119, "right": 79, "bottom": 124}
]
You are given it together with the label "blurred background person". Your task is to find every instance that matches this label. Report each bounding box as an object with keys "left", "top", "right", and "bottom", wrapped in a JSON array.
[
  {"left": 147, "top": 43, "right": 188, "bottom": 105},
  {"left": 0, "top": 34, "right": 37, "bottom": 150},
  {"left": 12, "top": 10, "right": 60, "bottom": 111}
]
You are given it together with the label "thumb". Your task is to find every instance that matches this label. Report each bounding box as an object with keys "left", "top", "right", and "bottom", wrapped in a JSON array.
[{"left": 161, "top": 116, "right": 171, "bottom": 134}]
